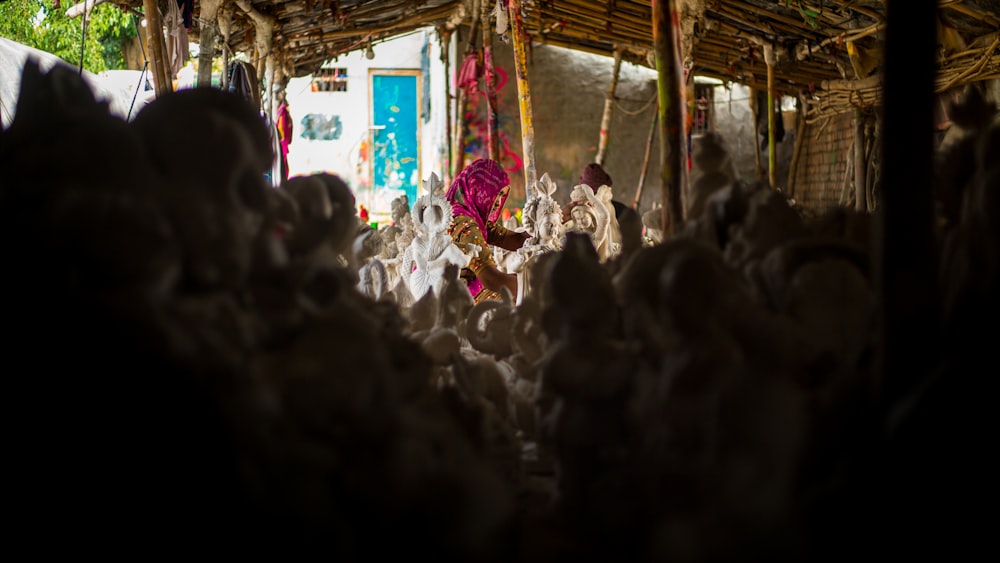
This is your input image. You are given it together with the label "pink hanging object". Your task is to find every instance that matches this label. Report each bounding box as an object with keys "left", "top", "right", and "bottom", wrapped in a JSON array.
[{"left": 456, "top": 51, "right": 481, "bottom": 95}]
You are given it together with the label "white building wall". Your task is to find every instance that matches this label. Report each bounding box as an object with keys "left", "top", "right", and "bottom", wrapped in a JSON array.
[{"left": 284, "top": 30, "right": 449, "bottom": 222}]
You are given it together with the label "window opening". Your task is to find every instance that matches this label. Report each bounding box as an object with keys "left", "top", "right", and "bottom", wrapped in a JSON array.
[{"left": 312, "top": 68, "right": 348, "bottom": 92}]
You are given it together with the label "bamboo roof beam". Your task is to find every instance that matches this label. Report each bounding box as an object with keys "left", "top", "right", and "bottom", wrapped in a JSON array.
[
  {"left": 282, "top": 3, "right": 459, "bottom": 40},
  {"left": 828, "top": 0, "right": 884, "bottom": 21},
  {"left": 509, "top": 0, "right": 537, "bottom": 194},
  {"left": 796, "top": 21, "right": 887, "bottom": 60},
  {"left": 529, "top": 35, "right": 649, "bottom": 66},
  {"left": 720, "top": 0, "right": 833, "bottom": 34},
  {"left": 940, "top": 0, "right": 1000, "bottom": 27},
  {"left": 713, "top": 5, "right": 785, "bottom": 37},
  {"left": 533, "top": 28, "right": 651, "bottom": 53},
  {"left": 531, "top": 6, "right": 653, "bottom": 38}
]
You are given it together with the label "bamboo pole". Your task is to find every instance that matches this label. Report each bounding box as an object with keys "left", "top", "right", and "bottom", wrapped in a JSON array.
[
  {"left": 796, "top": 22, "right": 887, "bottom": 61},
  {"left": 786, "top": 94, "right": 807, "bottom": 199},
  {"left": 942, "top": 0, "right": 1000, "bottom": 27},
  {"left": 534, "top": 1, "right": 654, "bottom": 37},
  {"left": 219, "top": 7, "right": 231, "bottom": 91},
  {"left": 235, "top": 0, "right": 275, "bottom": 113},
  {"left": 750, "top": 86, "right": 763, "bottom": 182},
  {"left": 440, "top": 27, "right": 453, "bottom": 187},
  {"left": 865, "top": 118, "right": 876, "bottom": 212},
  {"left": 854, "top": 109, "right": 866, "bottom": 212},
  {"left": 716, "top": 2, "right": 820, "bottom": 38},
  {"left": 721, "top": 0, "right": 831, "bottom": 33},
  {"left": 282, "top": 4, "right": 457, "bottom": 42},
  {"left": 141, "top": 0, "right": 170, "bottom": 97},
  {"left": 938, "top": 34, "right": 1000, "bottom": 92},
  {"left": 765, "top": 43, "right": 777, "bottom": 189},
  {"left": 829, "top": 0, "right": 883, "bottom": 21},
  {"left": 157, "top": 17, "right": 173, "bottom": 88},
  {"left": 595, "top": 48, "right": 623, "bottom": 165},
  {"left": 197, "top": 0, "right": 222, "bottom": 88},
  {"left": 453, "top": 5, "right": 480, "bottom": 178},
  {"left": 509, "top": 0, "right": 537, "bottom": 196},
  {"left": 481, "top": 0, "right": 499, "bottom": 161},
  {"left": 652, "top": 0, "right": 686, "bottom": 236},
  {"left": 839, "top": 136, "right": 854, "bottom": 206},
  {"left": 634, "top": 100, "right": 658, "bottom": 210}
]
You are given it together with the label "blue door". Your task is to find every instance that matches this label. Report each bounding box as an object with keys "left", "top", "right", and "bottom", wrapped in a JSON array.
[{"left": 370, "top": 71, "right": 420, "bottom": 216}]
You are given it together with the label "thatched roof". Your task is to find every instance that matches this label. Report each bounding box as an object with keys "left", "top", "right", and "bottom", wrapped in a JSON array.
[{"left": 124, "top": 0, "right": 999, "bottom": 102}]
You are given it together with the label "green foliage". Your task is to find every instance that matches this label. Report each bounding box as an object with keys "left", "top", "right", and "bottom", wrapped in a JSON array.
[
  {"left": 0, "top": 0, "right": 136, "bottom": 71},
  {"left": 784, "top": 0, "right": 820, "bottom": 30}
]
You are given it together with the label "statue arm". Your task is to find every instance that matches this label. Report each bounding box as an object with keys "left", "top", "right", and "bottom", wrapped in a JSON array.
[{"left": 427, "top": 244, "right": 472, "bottom": 270}]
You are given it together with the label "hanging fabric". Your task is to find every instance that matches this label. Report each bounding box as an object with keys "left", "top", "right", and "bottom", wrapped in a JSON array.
[
  {"left": 756, "top": 89, "right": 785, "bottom": 150},
  {"left": 228, "top": 60, "right": 261, "bottom": 111},
  {"left": 456, "top": 51, "right": 481, "bottom": 96},
  {"left": 163, "top": 0, "right": 189, "bottom": 78}
]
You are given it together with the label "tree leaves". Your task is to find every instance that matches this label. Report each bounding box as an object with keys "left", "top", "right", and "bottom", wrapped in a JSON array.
[
  {"left": 0, "top": 0, "right": 135, "bottom": 71},
  {"left": 784, "top": 0, "right": 820, "bottom": 30}
]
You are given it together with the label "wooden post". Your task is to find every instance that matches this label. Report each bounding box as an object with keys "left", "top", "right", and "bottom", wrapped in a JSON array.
[
  {"left": 141, "top": 0, "right": 170, "bottom": 97},
  {"left": 66, "top": 0, "right": 110, "bottom": 18},
  {"left": 219, "top": 7, "right": 231, "bottom": 91},
  {"left": 197, "top": 0, "right": 222, "bottom": 88},
  {"left": 764, "top": 43, "right": 777, "bottom": 189},
  {"left": 652, "top": 0, "right": 686, "bottom": 236},
  {"left": 878, "top": 0, "right": 939, "bottom": 402},
  {"left": 235, "top": 0, "right": 275, "bottom": 113},
  {"left": 453, "top": 3, "right": 479, "bottom": 178},
  {"left": 440, "top": 27, "right": 453, "bottom": 187},
  {"left": 786, "top": 94, "right": 807, "bottom": 199},
  {"left": 633, "top": 100, "right": 658, "bottom": 209},
  {"left": 481, "top": 0, "right": 499, "bottom": 161},
  {"left": 508, "top": 0, "right": 537, "bottom": 196},
  {"left": 854, "top": 109, "right": 867, "bottom": 212},
  {"left": 453, "top": 86, "right": 467, "bottom": 178},
  {"left": 750, "top": 86, "right": 763, "bottom": 181},
  {"left": 595, "top": 48, "right": 623, "bottom": 166}
]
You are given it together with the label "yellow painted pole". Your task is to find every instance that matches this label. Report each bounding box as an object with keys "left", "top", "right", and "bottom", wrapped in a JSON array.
[{"left": 508, "top": 0, "right": 537, "bottom": 196}]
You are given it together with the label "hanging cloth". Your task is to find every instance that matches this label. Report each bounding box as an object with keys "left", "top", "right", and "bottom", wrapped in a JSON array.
[
  {"left": 228, "top": 61, "right": 261, "bottom": 110},
  {"left": 456, "top": 51, "right": 481, "bottom": 96},
  {"left": 178, "top": 0, "right": 194, "bottom": 30},
  {"left": 163, "top": 0, "right": 189, "bottom": 78}
]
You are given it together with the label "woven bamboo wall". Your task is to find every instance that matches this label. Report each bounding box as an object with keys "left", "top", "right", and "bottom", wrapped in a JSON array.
[{"left": 791, "top": 110, "right": 855, "bottom": 213}]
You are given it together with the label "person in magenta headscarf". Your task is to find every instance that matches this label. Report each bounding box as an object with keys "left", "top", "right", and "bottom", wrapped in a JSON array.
[
  {"left": 446, "top": 158, "right": 529, "bottom": 303},
  {"left": 275, "top": 90, "right": 293, "bottom": 183}
]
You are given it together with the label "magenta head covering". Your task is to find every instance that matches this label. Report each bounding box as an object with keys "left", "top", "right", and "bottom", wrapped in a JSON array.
[{"left": 445, "top": 158, "right": 511, "bottom": 238}]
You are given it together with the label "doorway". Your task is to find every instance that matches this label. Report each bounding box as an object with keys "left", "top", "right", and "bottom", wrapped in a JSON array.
[{"left": 369, "top": 69, "right": 421, "bottom": 219}]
